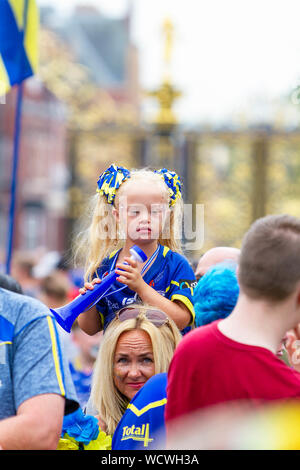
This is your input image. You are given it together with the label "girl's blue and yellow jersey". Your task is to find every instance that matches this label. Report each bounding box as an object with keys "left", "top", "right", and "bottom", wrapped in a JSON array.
[
  {"left": 112, "top": 373, "right": 168, "bottom": 450},
  {"left": 94, "top": 244, "right": 196, "bottom": 333}
]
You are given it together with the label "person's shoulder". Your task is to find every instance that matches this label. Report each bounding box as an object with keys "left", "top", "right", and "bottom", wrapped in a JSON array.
[
  {"left": 174, "top": 322, "right": 218, "bottom": 355},
  {"left": 142, "top": 372, "right": 168, "bottom": 392},
  {"left": 130, "top": 373, "right": 168, "bottom": 411},
  {"left": 95, "top": 249, "right": 119, "bottom": 276},
  {"left": 162, "top": 246, "right": 187, "bottom": 262},
  {"left": 162, "top": 246, "right": 194, "bottom": 270},
  {"left": 0, "top": 287, "right": 50, "bottom": 330},
  {"left": 0, "top": 287, "right": 48, "bottom": 317},
  {"left": 136, "top": 373, "right": 167, "bottom": 401}
]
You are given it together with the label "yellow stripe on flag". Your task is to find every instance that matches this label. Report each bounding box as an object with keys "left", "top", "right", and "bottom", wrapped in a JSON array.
[
  {"left": 0, "top": 56, "right": 10, "bottom": 95},
  {"left": 8, "top": 0, "right": 39, "bottom": 74},
  {"left": 24, "top": 0, "right": 39, "bottom": 73},
  {"left": 7, "top": 0, "right": 24, "bottom": 30}
]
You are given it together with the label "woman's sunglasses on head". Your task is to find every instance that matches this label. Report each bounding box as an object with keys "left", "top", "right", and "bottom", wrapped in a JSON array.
[{"left": 116, "top": 307, "right": 169, "bottom": 328}]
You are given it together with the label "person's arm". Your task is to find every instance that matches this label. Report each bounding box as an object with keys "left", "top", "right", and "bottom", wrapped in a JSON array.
[
  {"left": 77, "top": 305, "right": 102, "bottom": 335},
  {"left": 137, "top": 282, "right": 191, "bottom": 330},
  {"left": 116, "top": 258, "right": 192, "bottom": 330},
  {"left": 77, "top": 279, "right": 103, "bottom": 335},
  {"left": 9, "top": 309, "right": 79, "bottom": 449},
  {"left": 0, "top": 394, "right": 65, "bottom": 450}
]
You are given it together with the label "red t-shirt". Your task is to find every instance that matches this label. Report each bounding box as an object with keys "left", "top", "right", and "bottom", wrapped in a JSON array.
[{"left": 165, "top": 320, "right": 300, "bottom": 425}]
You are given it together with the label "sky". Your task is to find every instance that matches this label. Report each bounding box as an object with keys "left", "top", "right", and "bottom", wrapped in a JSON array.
[{"left": 36, "top": 0, "right": 300, "bottom": 126}]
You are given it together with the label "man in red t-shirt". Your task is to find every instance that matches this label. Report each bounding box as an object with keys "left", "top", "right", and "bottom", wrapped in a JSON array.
[{"left": 165, "top": 214, "right": 300, "bottom": 447}]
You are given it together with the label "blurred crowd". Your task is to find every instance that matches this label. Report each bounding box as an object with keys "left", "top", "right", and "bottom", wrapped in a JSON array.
[
  {"left": 2, "top": 215, "right": 300, "bottom": 451},
  {"left": 1, "top": 250, "right": 101, "bottom": 410}
]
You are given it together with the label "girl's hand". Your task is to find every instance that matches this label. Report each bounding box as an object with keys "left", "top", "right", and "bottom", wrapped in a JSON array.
[
  {"left": 115, "top": 257, "right": 145, "bottom": 293},
  {"left": 79, "top": 278, "right": 101, "bottom": 295}
]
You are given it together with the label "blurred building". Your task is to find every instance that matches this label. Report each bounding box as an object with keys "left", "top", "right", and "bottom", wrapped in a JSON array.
[
  {"left": 38, "top": 4, "right": 142, "bottom": 241},
  {"left": 3, "top": 5, "right": 299, "bottom": 268},
  {"left": 0, "top": 4, "right": 141, "bottom": 262},
  {"left": 0, "top": 77, "right": 69, "bottom": 257},
  {"left": 40, "top": 4, "right": 140, "bottom": 115}
]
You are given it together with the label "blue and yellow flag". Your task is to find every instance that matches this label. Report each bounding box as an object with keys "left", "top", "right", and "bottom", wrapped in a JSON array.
[{"left": 0, "top": 0, "right": 39, "bottom": 95}]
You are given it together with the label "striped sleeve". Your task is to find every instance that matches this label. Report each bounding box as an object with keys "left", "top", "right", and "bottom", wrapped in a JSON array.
[
  {"left": 13, "top": 315, "right": 78, "bottom": 410},
  {"left": 164, "top": 255, "right": 197, "bottom": 326},
  {"left": 46, "top": 316, "right": 66, "bottom": 397}
]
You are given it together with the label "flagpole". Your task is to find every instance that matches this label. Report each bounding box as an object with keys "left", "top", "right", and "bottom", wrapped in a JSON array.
[
  {"left": 5, "top": 81, "right": 24, "bottom": 274},
  {"left": 5, "top": 0, "right": 29, "bottom": 274}
]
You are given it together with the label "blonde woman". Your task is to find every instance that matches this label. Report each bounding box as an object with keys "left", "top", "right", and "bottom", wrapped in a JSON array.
[
  {"left": 75, "top": 164, "right": 196, "bottom": 335},
  {"left": 88, "top": 304, "right": 182, "bottom": 438}
]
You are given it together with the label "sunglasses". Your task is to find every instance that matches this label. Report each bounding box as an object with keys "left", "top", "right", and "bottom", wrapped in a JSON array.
[{"left": 116, "top": 307, "right": 169, "bottom": 328}]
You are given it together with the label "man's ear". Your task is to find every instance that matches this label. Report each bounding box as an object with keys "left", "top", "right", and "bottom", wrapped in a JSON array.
[
  {"left": 235, "top": 265, "right": 240, "bottom": 283},
  {"left": 297, "top": 285, "right": 300, "bottom": 308}
]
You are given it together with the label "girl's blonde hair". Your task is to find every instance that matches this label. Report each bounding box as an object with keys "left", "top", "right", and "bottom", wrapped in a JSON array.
[
  {"left": 90, "top": 304, "right": 182, "bottom": 435},
  {"left": 74, "top": 167, "right": 184, "bottom": 282}
]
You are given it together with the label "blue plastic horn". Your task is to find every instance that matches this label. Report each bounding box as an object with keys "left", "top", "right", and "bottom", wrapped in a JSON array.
[{"left": 50, "top": 245, "right": 147, "bottom": 333}]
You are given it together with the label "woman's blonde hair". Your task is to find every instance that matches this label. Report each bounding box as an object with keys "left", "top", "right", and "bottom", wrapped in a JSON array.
[
  {"left": 74, "top": 167, "right": 184, "bottom": 282},
  {"left": 90, "top": 304, "right": 182, "bottom": 435}
]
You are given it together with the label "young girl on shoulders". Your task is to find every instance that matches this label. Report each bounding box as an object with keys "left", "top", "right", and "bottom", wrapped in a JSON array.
[{"left": 75, "top": 164, "right": 196, "bottom": 335}]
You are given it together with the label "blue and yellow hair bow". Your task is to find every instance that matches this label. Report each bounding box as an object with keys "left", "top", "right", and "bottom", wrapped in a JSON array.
[
  {"left": 154, "top": 168, "right": 182, "bottom": 207},
  {"left": 96, "top": 164, "right": 182, "bottom": 207},
  {"left": 96, "top": 164, "right": 130, "bottom": 205}
]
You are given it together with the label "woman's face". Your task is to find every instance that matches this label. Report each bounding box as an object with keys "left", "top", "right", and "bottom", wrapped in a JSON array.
[{"left": 113, "top": 329, "right": 155, "bottom": 401}]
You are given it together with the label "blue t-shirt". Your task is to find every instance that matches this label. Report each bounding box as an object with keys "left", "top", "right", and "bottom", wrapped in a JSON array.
[
  {"left": 94, "top": 244, "right": 196, "bottom": 332},
  {"left": 0, "top": 288, "right": 79, "bottom": 420},
  {"left": 112, "top": 373, "right": 167, "bottom": 450}
]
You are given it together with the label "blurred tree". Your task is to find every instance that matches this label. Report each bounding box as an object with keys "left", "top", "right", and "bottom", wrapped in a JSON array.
[{"left": 38, "top": 28, "right": 140, "bottom": 230}]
